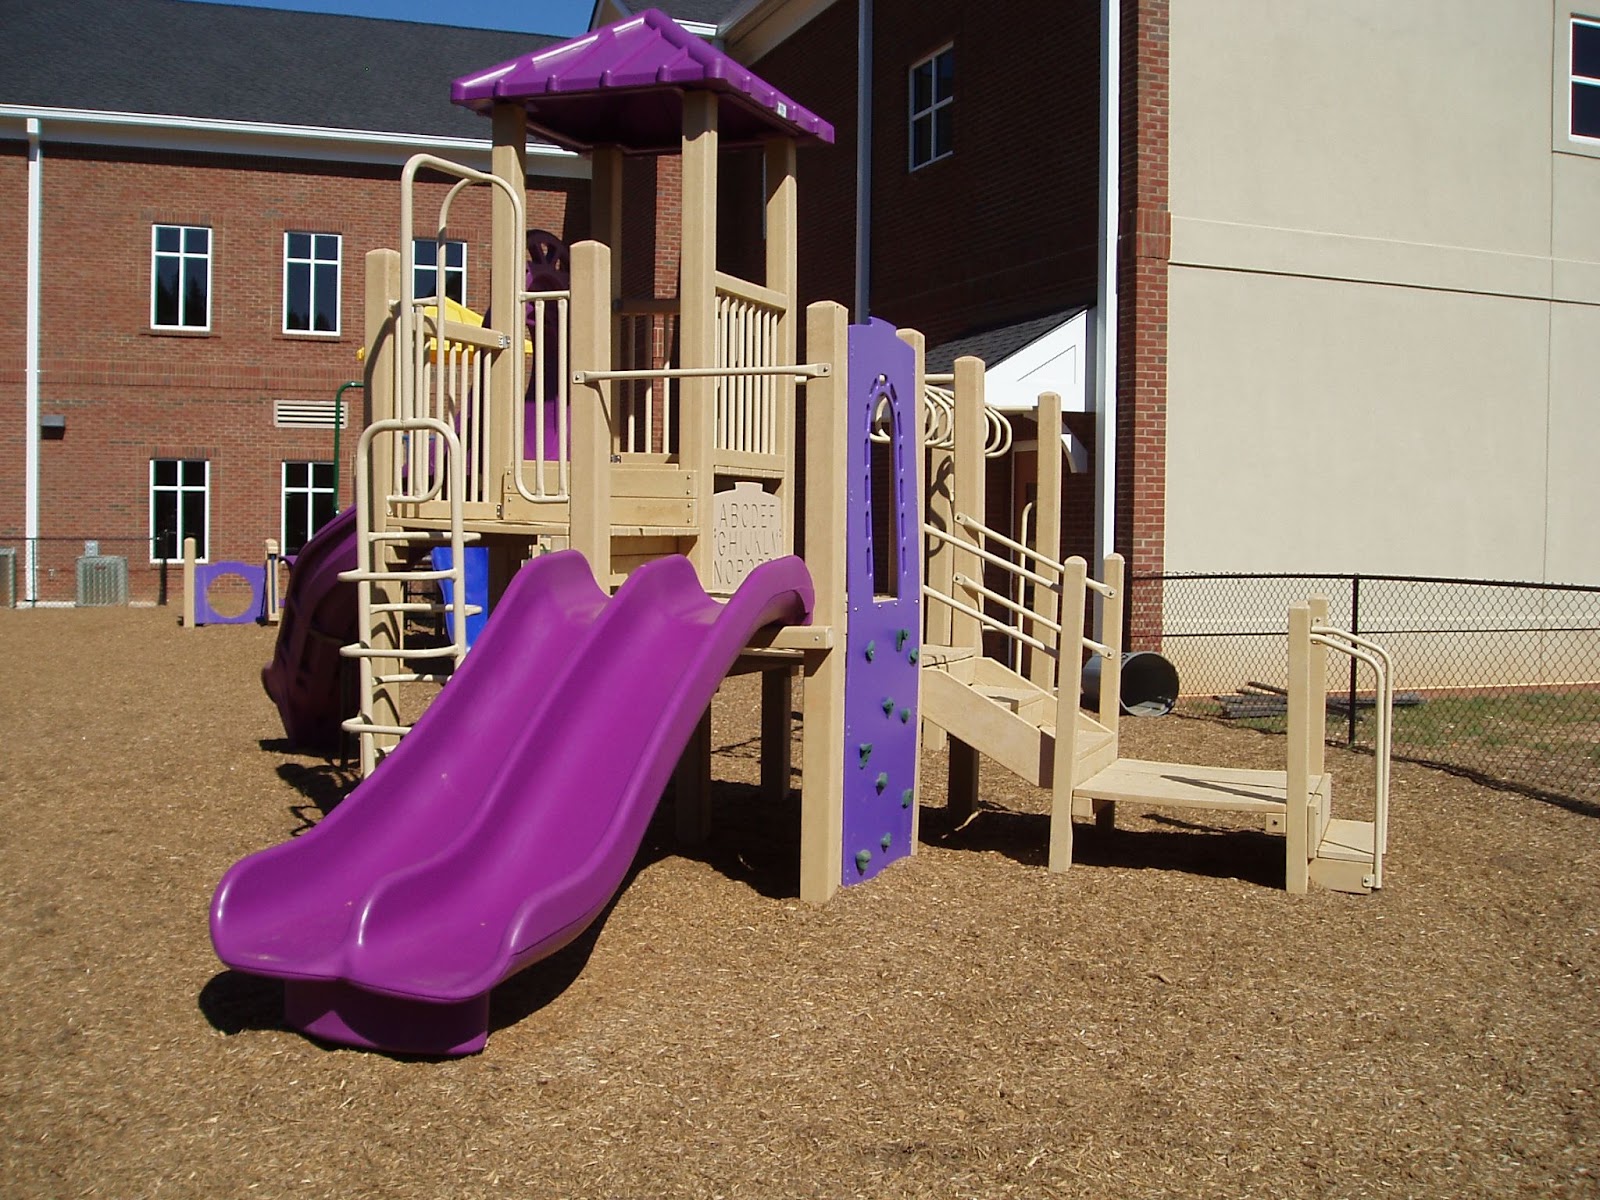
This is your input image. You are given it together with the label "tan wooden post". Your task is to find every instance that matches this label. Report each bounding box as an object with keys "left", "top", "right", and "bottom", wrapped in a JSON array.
[
  {"left": 1031, "top": 391, "right": 1064, "bottom": 690},
  {"left": 765, "top": 135, "right": 799, "bottom": 553},
  {"left": 182, "top": 536, "right": 197, "bottom": 627},
  {"left": 1098, "top": 553, "right": 1125, "bottom": 738},
  {"left": 1285, "top": 601, "right": 1312, "bottom": 894},
  {"left": 489, "top": 102, "right": 528, "bottom": 509},
  {"left": 799, "top": 300, "right": 849, "bottom": 905},
  {"left": 264, "top": 538, "right": 282, "bottom": 624},
  {"left": 1309, "top": 595, "right": 1329, "bottom": 779},
  {"left": 678, "top": 91, "right": 719, "bottom": 584},
  {"left": 1049, "top": 556, "right": 1089, "bottom": 873},
  {"left": 759, "top": 667, "right": 792, "bottom": 804},
  {"left": 946, "top": 354, "right": 986, "bottom": 822},
  {"left": 591, "top": 145, "right": 625, "bottom": 453},
  {"left": 363, "top": 248, "right": 403, "bottom": 756},
  {"left": 568, "top": 240, "right": 613, "bottom": 583}
]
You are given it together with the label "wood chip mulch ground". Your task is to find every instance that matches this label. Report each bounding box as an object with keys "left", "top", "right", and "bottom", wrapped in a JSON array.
[{"left": 2, "top": 608, "right": 1596, "bottom": 1198}]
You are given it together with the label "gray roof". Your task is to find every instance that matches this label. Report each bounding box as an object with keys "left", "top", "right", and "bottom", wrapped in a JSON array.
[
  {"left": 599, "top": 0, "right": 752, "bottom": 27},
  {"left": 1, "top": 0, "right": 562, "bottom": 139},
  {"left": 925, "top": 308, "right": 1090, "bottom": 374}
]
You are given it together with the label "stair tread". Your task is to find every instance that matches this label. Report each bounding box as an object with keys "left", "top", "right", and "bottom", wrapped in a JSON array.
[
  {"left": 1077, "top": 758, "right": 1332, "bottom": 814},
  {"left": 1317, "top": 817, "right": 1376, "bottom": 862}
]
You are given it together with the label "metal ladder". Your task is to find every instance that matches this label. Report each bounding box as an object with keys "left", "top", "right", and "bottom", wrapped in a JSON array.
[{"left": 340, "top": 417, "right": 479, "bottom": 776}]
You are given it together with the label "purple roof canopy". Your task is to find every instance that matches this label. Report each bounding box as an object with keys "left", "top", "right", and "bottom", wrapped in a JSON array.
[{"left": 451, "top": 8, "right": 834, "bottom": 155}]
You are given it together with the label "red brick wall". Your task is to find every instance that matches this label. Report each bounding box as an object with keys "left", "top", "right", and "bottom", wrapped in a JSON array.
[
  {"left": 0, "top": 139, "right": 584, "bottom": 602},
  {"left": 1118, "top": 0, "right": 1168, "bottom": 648}
]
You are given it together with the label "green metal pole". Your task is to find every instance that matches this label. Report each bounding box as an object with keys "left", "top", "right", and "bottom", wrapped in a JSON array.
[{"left": 332, "top": 380, "right": 362, "bottom": 514}]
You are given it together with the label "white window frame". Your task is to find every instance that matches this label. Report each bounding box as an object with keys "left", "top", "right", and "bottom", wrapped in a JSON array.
[
  {"left": 412, "top": 238, "right": 468, "bottom": 305},
  {"left": 1572, "top": 16, "right": 1600, "bottom": 143},
  {"left": 282, "top": 231, "right": 342, "bottom": 336},
  {"left": 150, "top": 224, "right": 212, "bottom": 331},
  {"left": 281, "top": 460, "right": 338, "bottom": 554},
  {"left": 149, "top": 458, "right": 210, "bottom": 563},
  {"left": 909, "top": 44, "right": 955, "bottom": 171}
]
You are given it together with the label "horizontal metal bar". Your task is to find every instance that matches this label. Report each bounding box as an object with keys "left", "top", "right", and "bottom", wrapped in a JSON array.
[
  {"left": 952, "top": 572, "right": 1063, "bottom": 635},
  {"left": 925, "top": 522, "right": 1060, "bottom": 591},
  {"left": 923, "top": 585, "right": 1055, "bottom": 655},
  {"left": 375, "top": 672, "right": 451, "bottom": 684},
  {"left": 953, "top": 512, "right": 1066, "bottom": 577},
  {"left": 339, "top": 644, "right": 460, "bottom": 660},
  {"left": 338, "top": 568, "right": 457, "bottom": 583},
  {"left": 1082, "top": 637, "right": 1111, "bottom": 657},
  {"left": 341, "top": 718, "right": 413, "bottom": 737}
]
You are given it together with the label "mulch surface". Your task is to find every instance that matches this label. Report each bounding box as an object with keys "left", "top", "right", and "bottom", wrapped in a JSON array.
[{"left": 2, "top": 607, "right": 1596, "bottom": 1198}]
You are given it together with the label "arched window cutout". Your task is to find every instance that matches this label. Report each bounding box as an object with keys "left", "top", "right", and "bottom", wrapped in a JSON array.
[{"left": 868, "top": 388, "right": 901, "bottom": 599}]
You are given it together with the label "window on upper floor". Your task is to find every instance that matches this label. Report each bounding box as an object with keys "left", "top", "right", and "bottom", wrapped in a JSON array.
[
  {"left": 150, "top": 458, "right": 208, "bottom": 562},
  {"left": 282, "top": 460, "right": 337, "bottom": 555},
  {"left": 1573, "top": 17, "right": 1600, "bottom": 140},
  {"left": 413, "top": 238, "right": 467, "bottom": 305},
  {"left": 909, "top": 45, "right": 954, "bottom": 171},
  {"left": 283, "top": 232, "right": 341, "bottom": 335},
  {"left": 151, "top": 225, "right": 212, "bottom": 331}
]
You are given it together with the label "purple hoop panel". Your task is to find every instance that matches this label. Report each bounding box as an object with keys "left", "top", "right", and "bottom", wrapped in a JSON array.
[
  {"left": 839, "top": 318, "right": 922, "bottom": 887},
  {"left": 194, "top": 562, "right": 267, "bottom": 625}
]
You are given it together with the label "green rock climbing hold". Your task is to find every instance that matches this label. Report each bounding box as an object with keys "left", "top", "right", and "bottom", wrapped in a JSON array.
[
  {"left": 899, "top": 707, "right": 911, "bottom": 723},
  {"left": 907, "top": 647, "right": 920, "bottom": 663},
  {"left": 895, "top": 628, "right": 909, "bottom": 651},
  {"left": 901, "top": 788, "right": 914, "bottom": 808},
  {"left": 880, "top": 833, "right": 892, "bottom": 850},
  {"left": 875, "top": 771, "right": 889, "bottom": 793},
  {"left": 864, "top": 640, "right": 876, "bottom": 662},
  {"left": 882, "top": 697, "right": 895, "bottom": 715},
  {"left": 858, "top": 742, "right": 874, "bottom": 767},
  {"left": 855, "top": 849, "right": 873, "bottom": 872}
]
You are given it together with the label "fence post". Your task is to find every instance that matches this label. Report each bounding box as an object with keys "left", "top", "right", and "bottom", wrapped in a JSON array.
[{"left": 1348, "top": 574, "right": 1361, "bottom": 747}]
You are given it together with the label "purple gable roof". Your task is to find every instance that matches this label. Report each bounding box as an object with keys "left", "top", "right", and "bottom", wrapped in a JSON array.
[{"left": 450, "top": 8, "right": 834, "bottom": 155}]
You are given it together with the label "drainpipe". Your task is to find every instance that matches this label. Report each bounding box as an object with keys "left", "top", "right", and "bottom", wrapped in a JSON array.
[
  {"left": 1093, "top": 0, "right": 1120, "bottom": 627},
  {"left": 854, "top": 0, "right": 872, "bottom": 321},
  {"left": 25, "top": 117, "right": 42, "bottom": 604}
]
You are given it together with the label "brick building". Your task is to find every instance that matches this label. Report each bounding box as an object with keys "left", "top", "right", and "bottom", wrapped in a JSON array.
[{"left": 2, "top": 0, "right": 589, "bottom": 603}]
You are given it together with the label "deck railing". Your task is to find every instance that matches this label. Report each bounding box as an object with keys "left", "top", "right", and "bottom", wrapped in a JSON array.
[{"left": 713, "top": 272, "right": 785, "bottom": 457}]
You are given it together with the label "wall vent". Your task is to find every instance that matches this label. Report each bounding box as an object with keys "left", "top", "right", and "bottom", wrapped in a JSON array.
[{"left": 274, "top": 399, "right": 347, "bottom": 429}]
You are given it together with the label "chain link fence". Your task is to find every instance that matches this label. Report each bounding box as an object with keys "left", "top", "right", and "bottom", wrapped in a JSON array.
[
  {"left": 1132, "top": 572, "right": 1600, "bottom": 808},
  {"left": 0, "top": 537, "right": 176, "bottom": 607}
]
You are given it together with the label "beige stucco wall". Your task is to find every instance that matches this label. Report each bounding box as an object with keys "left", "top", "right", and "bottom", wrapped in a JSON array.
[{"left": 1165, "top": 0, "right": 1600, "bottom": 588}]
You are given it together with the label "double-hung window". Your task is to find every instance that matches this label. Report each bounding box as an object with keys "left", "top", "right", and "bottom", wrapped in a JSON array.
[
  {"left": 909, "top": 46, "right": 954, "bottom": 170},
  {"left": 413, "top": 238, "right": 467, "bottom": 304},
  {"left": 284, "top": 232, "right": 342, "bottom": 334},
  {"left": 150, "top": 458, "right": 209, "bottom": 562},
  {"left": 282, "top": 461, "right": 337, "bottom": 554},
  {"left": 1574, "top": 17, "right": 1600, "bottom": 140},
  {"left": 151, "top": 225, "right": 212, "bottom": 330}
]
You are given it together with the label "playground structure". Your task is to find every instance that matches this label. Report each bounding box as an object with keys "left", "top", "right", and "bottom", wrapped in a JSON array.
[{"left": 217, "top": 10, "right": 1394, "bottom": 1055}]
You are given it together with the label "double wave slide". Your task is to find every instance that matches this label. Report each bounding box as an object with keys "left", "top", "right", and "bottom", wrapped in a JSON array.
[
  {"left": 260, "top": 506, "right": 359, "bottom": 754},
  {"left": 213, "top": 551, "right": 813, "bottom": 1055}
]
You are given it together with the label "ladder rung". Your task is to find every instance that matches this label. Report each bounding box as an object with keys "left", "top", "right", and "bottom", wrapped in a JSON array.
[
  {"left": 376, "top": 672, "right": 451, "bottom": 684},
  {"left": 340, "top": 644, "right": 460, "bottom": 660},
  {"left": 369, "top": 530, "right": 481, "bottom": 543},
  {"left": 338, "top": 568, "right": 456, "bottom": 583},
  {"left": 341, "top": 717, "right": 413, "bottom": 737}
]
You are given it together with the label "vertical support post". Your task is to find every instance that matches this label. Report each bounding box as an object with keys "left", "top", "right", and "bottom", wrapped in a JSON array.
[
  {"left": 897, "top": 327, "right": 928, "bottom": 851},
  {"left": 951, "top": 355, "right": 985, "bottom": 657},
  {"left": 363, "top": 249, "right": 403, "bottom": 764},
  {"left": 264, "top": 538, "right": 282, "bottom": 624},
  {"left": 760, "top": 666, "right": 793, "bottom": 803},
  {"left": 679, "top": 91, "right": 719, "bottom": 583},
  {"left": 182, "top": 536, "right": 197, "bottom": 628},
  {"left": 1309, "top": 594, "right": 1329, "bottom": 779},
  {"left": 1049, "top": 556, "right": 1088, "bottom": 873},
  {"left": 1031, "top": 391, "right": 1064, "bottom": 690},
  {"left": 1098, "top": 553, "right": 1125, "bottom": 738},
  {"left": 591, "top": 145, "right": 625, "bottom": 452},
  {"left": 1285, "top": 601, "right": 1312, "bottom": 894},
  {"left": 1347, "top": 575, "right": 1361, "bottom": 748},
  {"left": 765, "top": 137, "right": 799, "bottom": 554},
  {"left": 799, "top": 301, "right": 849, "bottom": 905},
  {"left": 568, "top": 240, "right": 613, "bottom": 582},
  {"left": 673, "top": 708, "right": 713, "bottom": 844},
  {"left": 489, "top": 102, "right": 528, "bottom": 509}
]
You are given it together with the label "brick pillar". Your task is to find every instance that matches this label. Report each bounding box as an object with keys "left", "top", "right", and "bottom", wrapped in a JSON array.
[{"left": 1117, "top": 0, "right": 1169, "bottom": 650}]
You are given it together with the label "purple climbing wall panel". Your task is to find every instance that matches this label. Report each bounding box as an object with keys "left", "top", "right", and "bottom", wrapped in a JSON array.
[{"left": 840, "top": 319, "right": 922, "bottom": 886}]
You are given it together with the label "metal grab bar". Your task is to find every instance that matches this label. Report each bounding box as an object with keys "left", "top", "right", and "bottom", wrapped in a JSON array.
[{"left": 1311, "top": 624, "right": 1396, "bottom": 889}]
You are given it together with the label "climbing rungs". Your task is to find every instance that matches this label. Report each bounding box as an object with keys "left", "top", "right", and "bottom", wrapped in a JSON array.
[
  {"left": 339, "top": 568, "right": 457, "bottom": 583},
  {"left": 376, "top": 672, "right": 451, "bottom": 684},
  {"left": 368, "top": 529, "right": 481, "bottom": 543},
  {"left": 341, "top": 717, "right": 414, "bottom": 738},
  {"left": 340, "top": 643, "right": 460, "bottom": 660}
]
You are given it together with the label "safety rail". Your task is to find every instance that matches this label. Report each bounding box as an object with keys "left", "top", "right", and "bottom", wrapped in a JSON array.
[
  {"left": 1310, "top": 622, "right": 1395, "bottom": 888},
  {"left": 511, "top": 288, "right": 572, "bottom": 504},
  {"left": 713, "top": 272, "right": 785, "bottom": 456},
  {"left": 340, "top": 417, "right": 479, "bottom": 774},
  {"left": 615, "top": 301, "right": 678, "bottom": 454}
]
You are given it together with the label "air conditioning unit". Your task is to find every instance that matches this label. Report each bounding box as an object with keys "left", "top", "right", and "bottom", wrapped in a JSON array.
[
  {"left": 0, "top": 547, "right": 14, "bottom": 607},
  {"left": 76, "top": 555, "right": 128, "bottom": 606}
]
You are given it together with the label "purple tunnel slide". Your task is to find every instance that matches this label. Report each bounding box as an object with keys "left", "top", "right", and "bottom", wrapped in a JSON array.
[
  {"left": 213, "top": 550, "right": 813, "bottom": 1055},
  {"left": 259, "top": 506, "right": 359, "bottom": 754}
]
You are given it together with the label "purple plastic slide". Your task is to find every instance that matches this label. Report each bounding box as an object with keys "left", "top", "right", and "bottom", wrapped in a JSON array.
[
  {"left": 213, "top": 550, "right": 813, "bottom": 1055},
  {"left": 260, "top": 506, "right": 359, "bottom": 753}
]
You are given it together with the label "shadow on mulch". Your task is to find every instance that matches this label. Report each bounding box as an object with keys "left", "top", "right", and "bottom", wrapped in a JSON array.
[
  {"left": 272, "top": 760, "right": 362, "bottom": 831},
  {"left": 919, "top": 802, "right": 1286, "bottom": 889}
]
